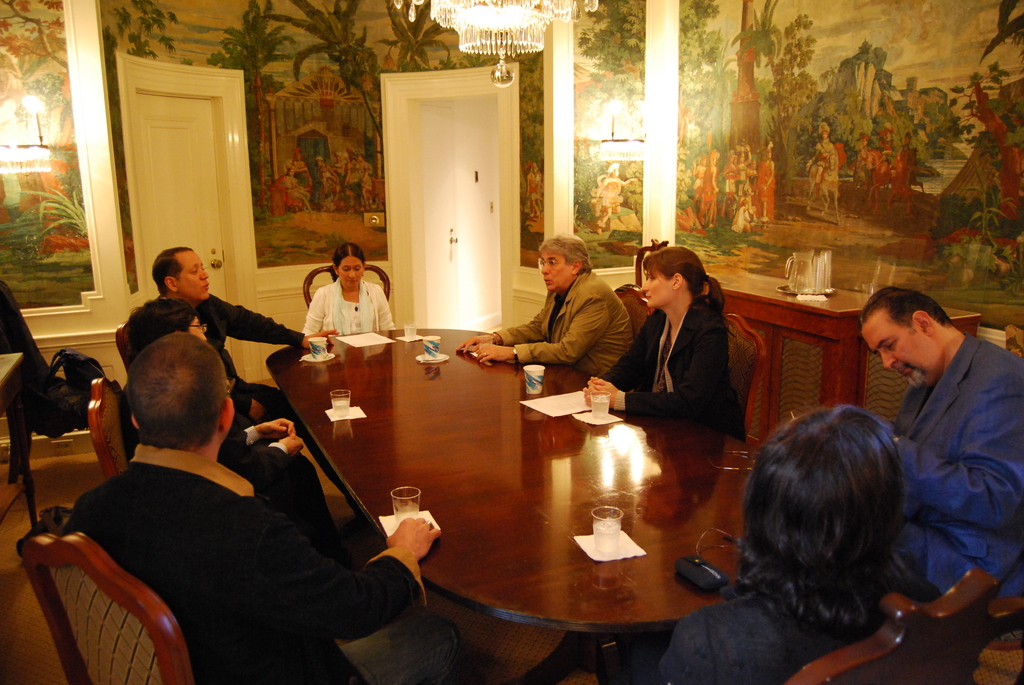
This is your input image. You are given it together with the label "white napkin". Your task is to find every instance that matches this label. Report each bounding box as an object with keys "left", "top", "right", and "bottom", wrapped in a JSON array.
[
  {"left": 396, "top": 335, "right": 423, "bottom": 342},
  {"left": 325, "top": 406, "right": 367, "bottom": 421},
  {"left": 796, "top": 294, "right": 828, "bottom": 302},
  {"left": 574, "top": 531, "right": 646, "bottom": 562},
  {"left": 573, "top": 411, "right": 623, "bottom": 425},
  {"left": 378, "top": 510, "right": 440, "bottom": 537}
]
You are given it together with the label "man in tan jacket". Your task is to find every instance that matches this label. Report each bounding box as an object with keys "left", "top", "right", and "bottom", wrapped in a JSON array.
[{"left": 459, "top": 235, "right": 632, "bottom": 376}]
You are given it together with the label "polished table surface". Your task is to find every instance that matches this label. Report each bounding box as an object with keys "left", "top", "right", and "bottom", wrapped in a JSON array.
[{"left": 266, "top": 330, "right": 750, "bottom": 633}]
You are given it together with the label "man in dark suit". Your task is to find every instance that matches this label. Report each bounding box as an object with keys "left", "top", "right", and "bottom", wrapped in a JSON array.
[
  {"left": 860, "top": 287, "right": 1024, "bottom": 596},
  {"left": 67, "top": 334, "right": 458, "bottom": 685},
  {"left": 152, "top": 246, "right": 335, "bottom": 421}
]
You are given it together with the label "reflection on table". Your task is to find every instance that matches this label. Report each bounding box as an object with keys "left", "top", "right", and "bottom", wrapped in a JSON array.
[{"left": 266, "top": 330, "right": 750, "bottom": 634}]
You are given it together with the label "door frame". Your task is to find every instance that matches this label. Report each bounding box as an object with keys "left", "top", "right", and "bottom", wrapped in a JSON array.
[
  {"left": 382, "top": 66, "right": 519, "bottom": 329},
  {"left": 118, "top": 55, "right": 261, "bottom": 378}
]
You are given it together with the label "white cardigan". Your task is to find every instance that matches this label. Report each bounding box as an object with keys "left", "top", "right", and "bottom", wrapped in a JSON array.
[{"left": 303, "top": 280, "right": 394, "bottom": 335}]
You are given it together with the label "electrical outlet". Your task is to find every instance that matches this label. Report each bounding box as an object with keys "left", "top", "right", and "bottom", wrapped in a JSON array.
[{"left": 52, "top": 439, "right": 75, "bottom": 457}]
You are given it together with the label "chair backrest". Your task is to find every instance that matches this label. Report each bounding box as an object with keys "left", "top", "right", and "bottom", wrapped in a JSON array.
[
  {"left": 614, "top": 284, "right": 650, "bottom": 337},
  {"left": 784, "top": 568, "right": 1024, "bottom": 685},
  {"left": 724, "top": 312, "right": 767, "bottom": 440},
  {"left": 302, "top": 264, "right": 391, "bottom": 307},
  {"left": 22, "top": 533, "right": 195, "bottom": 685},
  {"left": 634, "top": 239, "right": 670, "bottom": 285},
  {"left": 88, "top": 378, "right": 129, "bottom": 480},
  {"left": 114, "top": 321, "right": 134, "bottom": 371}
]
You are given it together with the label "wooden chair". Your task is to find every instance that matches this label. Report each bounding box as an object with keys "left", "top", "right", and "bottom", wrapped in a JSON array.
[
  {"left": 302, "top": 264, "right": 391, "bottom": 307},
  {"left": 22, "top": 532, "right": 195, "bottom": 685},
  {"left": 785, "top": 568, "right": 1024, "bottom": 685},
  {"left": 87, "top": 378, "right": 129, "bottom": 479},
  {"left": 614, "top": 284, "right": 651, "bottom": 337},
  {"left": 634, "top": 238, "right": 669, "bottom": 285},
  {"left": 724, "top": 312, "right": 767, "bottom": 441},
  {"left": 114, "top": 321, "right": 133, "bottom": 371}
]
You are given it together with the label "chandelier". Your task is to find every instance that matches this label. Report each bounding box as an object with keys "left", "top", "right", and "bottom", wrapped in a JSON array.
[
  {"left": 397, "top": 0, "right": 600, "bottom": 87},
  {"left": 0, "top": 96, "right": 51, "bottom": 175}
]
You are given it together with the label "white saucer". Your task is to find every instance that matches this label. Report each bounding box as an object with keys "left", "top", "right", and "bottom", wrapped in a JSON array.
[
  {"left": 300, "top": 353, "right": 335, "bottom": 363},
  {"left": 416, "top": 353, "right": 449, "bottom": 364}
]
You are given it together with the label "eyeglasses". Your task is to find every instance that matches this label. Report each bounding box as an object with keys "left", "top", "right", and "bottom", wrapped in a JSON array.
[
  {"left": 190, "top": 323, "right": 208, "bottom": 333},
  {"left": 538, "top": 258, "right": 564, "bottom": 268}
]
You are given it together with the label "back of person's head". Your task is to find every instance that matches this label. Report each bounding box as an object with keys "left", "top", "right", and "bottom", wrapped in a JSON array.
[
  {"left": 736, "top": 405, "right": 906, "bottom": 638},
  {"left": 126, "top": 333, "right": 226, "bottom": 451},
  {"left": 643, "top": 246, "right": 725, "bottom": 313},
  {"left": 152, "top": 247, "right": 192, "bottom": 295},
  {"left": 127, "top": 298, "right": 199, "bottom": 355},
  {"left": 332, "top": 242, "right": 366, "bottom": 266},
  {"left": 859, "top": 286, "right": 951, "bottom": 329},
  {"left": 539, "top": 235, "right": 593, "bottom": 274}
]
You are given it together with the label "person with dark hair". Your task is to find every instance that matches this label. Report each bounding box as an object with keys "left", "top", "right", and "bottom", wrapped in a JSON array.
[
  {"left": 583, "top": 246, "right": 744, "bottom": 440},
  {"left": 860, "top": 286, "right": 1024, "bottom": 596},
  {"left": 153, "top": 246, "right": 335, "bottom": 421},
  {"left": 66, "top": 334, "right": 459, "bottom": 685},
  {"left": 616, "top": 406, "right": 937, "bottom": 685},
  {"left": 303, "top": 242, "right": 394, "bottom": 335},
  {"left": 125, "top": 297, "right": 349, "bottom": 566},
  {"left": 457, "top": 234, "right": 632, "bottom": 376}
]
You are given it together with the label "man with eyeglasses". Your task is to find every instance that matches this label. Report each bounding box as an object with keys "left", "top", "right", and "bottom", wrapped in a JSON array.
[
  {"left": 458, "top": 235, "right": 632, "bottom": 376},
  {"left": 153, "top": 246, "right": 335, "bottom": 422},
  {"left": 859, "top": 286, "right": 1024, "bottom": 597}
]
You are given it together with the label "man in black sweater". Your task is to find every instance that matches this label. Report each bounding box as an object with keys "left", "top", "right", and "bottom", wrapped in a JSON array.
[
  {"left": 66, "top": 333, "right": 458, "bottom": 685},
  {"left": 152, "top": 246, "right": 335, "bottom": 421}
]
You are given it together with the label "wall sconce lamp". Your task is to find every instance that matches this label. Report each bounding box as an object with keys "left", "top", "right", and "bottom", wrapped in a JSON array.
[
  {"left": 599, "top": 100, "right": 644, "bottom": 162},
  {"left": 0, "top": 96, "right": 52, "bottom": 175}
]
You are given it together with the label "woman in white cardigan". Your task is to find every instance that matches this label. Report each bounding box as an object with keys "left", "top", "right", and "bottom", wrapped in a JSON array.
[{"left": 303, "top": 242, "right": 394, "bottom": 335}]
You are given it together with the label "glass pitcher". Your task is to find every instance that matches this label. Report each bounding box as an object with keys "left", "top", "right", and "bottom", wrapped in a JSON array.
[{"left": 785, "top": 250, "right": 816, "bottom": 294}]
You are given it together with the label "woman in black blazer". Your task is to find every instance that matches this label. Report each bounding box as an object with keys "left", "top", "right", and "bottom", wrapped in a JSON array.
[{"left": 584, "top": 246, "right": 745, "bottom": 440}]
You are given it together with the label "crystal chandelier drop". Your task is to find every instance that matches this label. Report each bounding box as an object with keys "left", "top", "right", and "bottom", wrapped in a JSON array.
[
  {"left": 398, "top": 0, "right": 600, "bottom": 87},
  {"left": 0, "top": 96, "right": 51, "bottom": 175}
]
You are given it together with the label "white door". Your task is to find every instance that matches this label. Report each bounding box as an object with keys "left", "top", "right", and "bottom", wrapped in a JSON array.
[
  {"left": 419, "top": 96, "right": 501, "bottom": 330},
  {"left": 131, "top": 94, "right": 228, "bottom": 301}
]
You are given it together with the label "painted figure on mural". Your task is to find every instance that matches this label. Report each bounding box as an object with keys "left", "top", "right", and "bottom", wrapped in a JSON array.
[
  {"left": 698, "top": 149, "right": 720, "bottom": 228},
  {"left": 722, "top": 149, "right": 740, "bottom": 219},
  {"left": 316, "top": 157, "right": 342, "bottom": 211},
  {"left": 592, "top": 163, "right": 637, "bottom": 230},
  {"left": 756, "top": 142, "right": 776, "bottom": 222},
  {"left": 525, "top": 161, "right": 543, "bottom": 220},
  {"left": 889, "top": 132, "right": 921, "bottom": 213},
  {"left": 806, "top": 121, "right": 841, "bottom": 223}
]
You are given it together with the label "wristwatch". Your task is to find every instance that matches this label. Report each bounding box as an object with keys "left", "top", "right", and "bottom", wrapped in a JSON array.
[{"left": 512, "top": 347, "right": 519, "bottom": 363}]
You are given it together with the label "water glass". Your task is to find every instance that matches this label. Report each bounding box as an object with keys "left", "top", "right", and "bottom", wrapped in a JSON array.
[
  {"left": 404, "top": 322, "right": 417, "bottom": 338},
  {"left": 592, "top": 506, "right": 623, "bottom": 552},
  {"left": 590, "top": 392, "right": 611, "bottom": 419},
  {"left": 392, "top": 486, "right": 421, "bottom": 524},
  {"left": 330, "top": 389, "right": 351, "bottom": 418}
]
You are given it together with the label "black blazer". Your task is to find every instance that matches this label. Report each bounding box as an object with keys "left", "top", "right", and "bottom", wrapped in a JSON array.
[{"left": 601, "top": 307, "right": 745, "bottom": 440}]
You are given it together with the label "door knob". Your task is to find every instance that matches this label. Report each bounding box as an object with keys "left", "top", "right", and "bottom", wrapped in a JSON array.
[{"left": 210, "top": 259, "right": 224, "bottom": 269}]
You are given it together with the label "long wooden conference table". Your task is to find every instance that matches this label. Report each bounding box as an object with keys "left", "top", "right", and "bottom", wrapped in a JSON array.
[{"left": 266, "top": 329, "right": 750, "bottom": 676}]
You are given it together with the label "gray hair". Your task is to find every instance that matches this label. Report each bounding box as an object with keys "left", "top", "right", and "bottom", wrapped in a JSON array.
[{"left": 539, "top": 235, "right": 592, "bottom": 273}]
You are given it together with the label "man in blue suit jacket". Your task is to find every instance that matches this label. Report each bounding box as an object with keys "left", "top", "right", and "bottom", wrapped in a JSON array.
[{"left": 861, "top": 287, "right": 1024, "bottom": 596}]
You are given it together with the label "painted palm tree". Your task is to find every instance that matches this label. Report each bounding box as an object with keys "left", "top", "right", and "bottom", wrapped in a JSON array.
[
  {"left": 379, "top": 0, "right": 451, "bottom": 72},
  {"left": 212, "top": 0, "right": 294, "bottom": 209},
  {"left": 267, "top": 0, "right": 382, "bottom": 141}
]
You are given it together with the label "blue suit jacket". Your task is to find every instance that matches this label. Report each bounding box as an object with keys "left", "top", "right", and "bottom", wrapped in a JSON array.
[{"left": 894, "top": 334, "right": 1024, "bottom": 596}]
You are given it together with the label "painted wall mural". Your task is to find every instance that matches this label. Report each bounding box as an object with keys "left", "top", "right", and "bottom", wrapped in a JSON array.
[
  {"left": 673, "top": 0, "right": 1024, "bottom": 328},
  {"left": 100, "top": 0, "right": 507, "bottom": 273},
  {"left": 0, "top": 0, "right": 91, "bottom": 308},
  {"left": 573, "top": 0, "right": 646, "bottom": 269}
]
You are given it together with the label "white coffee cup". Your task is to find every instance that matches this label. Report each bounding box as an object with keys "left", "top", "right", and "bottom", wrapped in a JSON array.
[
  {"left": 423, "top": 336, "right": 441, "bottom": 359},
  {"left": 309, "top": 337, "right": 329, "bottom": 361},
  {"left": 524, "top": 365, "right": 545, "bottom": 394}
]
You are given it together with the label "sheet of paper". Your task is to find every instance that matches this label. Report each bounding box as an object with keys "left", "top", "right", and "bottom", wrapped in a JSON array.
[
  {"left": 520, "top": 391, "right": 590, "bottom": 417},
  {"left": 334, "top": 332, "right": 395, "bottom": 347}
]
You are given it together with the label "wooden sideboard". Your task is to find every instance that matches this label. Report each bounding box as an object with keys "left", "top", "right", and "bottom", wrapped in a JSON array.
[{"left": 719, "top": 273, "right": 980, "bottom": 442}]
